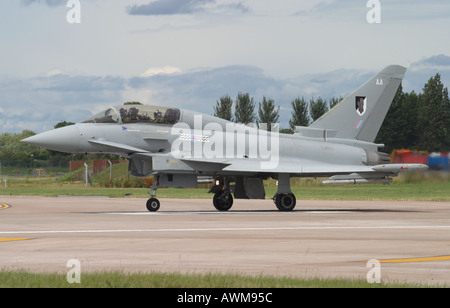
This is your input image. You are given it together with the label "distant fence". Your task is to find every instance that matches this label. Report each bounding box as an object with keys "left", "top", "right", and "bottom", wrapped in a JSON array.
[{"left": 70, "top": 159, "right": 128, "bottom": 175}]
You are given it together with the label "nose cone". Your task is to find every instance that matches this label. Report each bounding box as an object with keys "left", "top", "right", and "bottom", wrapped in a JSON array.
[{"left": 22, "top": 125, "right": 80, "bottom": 153}]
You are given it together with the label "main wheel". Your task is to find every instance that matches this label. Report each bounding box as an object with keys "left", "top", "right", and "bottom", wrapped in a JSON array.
[
  {"left": 275, "top": 193, "right": 296, "bottom": 211},
  {"left": 213, "top": 191, "right": 233, "bottom": 211},
  {"left": 146, "top": 198, "right": 160, "bottom": 212}
]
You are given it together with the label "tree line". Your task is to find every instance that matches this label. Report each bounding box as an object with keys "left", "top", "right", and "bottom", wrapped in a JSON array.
[
  {"left": 376, "top": 74, "right": 450, "bottom": 153},
  {"left": 214, "top": 92, "right": 343, "bottom": 133},
  {"left": 215, "top": 73, "right": 450, "bottom": 153}
]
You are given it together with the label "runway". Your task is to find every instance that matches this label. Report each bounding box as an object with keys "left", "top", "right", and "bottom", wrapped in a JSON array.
[{"left": 1, "top": 196, "right": 450, "bottom": 285}]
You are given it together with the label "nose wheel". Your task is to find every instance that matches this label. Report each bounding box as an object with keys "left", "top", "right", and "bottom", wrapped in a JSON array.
[
  {"left": 146, "top": 176, "right": 160, "bottom": 212},
  {"left": 146, "top": 198, "right": 160, "bottom": 212}
]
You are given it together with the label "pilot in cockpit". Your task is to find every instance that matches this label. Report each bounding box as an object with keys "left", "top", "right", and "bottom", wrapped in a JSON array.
[
  {"left": 119, "top": 108, "right": 130, "bottom": 123},
  {"left": 153, "top": 110, "right": 162, "bottom": 122}
]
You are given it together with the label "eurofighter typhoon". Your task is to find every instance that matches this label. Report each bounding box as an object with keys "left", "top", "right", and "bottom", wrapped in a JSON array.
[{"left": 23, "top": 65, "right": 427, "bottom": 212}]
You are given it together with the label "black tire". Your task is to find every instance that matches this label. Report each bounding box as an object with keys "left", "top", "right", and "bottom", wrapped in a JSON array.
[
  {"left": 146, "top": 198, "right": 160, "bottom": 212},
  {"left": 275, "top": 193, "right": 296, "bottom": 211},
  {"left": 213, "top": 191, "right": 233, "bottom": 211}
]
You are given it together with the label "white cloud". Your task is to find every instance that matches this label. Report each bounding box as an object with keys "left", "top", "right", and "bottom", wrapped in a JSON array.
[
  {"left": 403, "top": 55, "right": 450, "bottom": 93},
  {"left": 46, "top": 69, "right": 66, "bottom": 77},
  {"left": 409, "top": 55, "right": 450, "bottom": 72},
  {"left": 140, "top": 66, "right": 182, "bottom": 77}
]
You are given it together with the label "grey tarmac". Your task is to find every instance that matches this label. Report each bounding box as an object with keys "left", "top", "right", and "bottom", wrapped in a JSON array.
[{"left": 1, "top": 196, "right": 450, "bottom": 285}]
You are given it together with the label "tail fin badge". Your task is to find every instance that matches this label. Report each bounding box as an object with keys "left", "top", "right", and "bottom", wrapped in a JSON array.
[
  {"left": 355, "top": 96, "right": 367, "bottom": 116},
  {"left": 353, "top": 119, "right": 364, "bottom": 129}
]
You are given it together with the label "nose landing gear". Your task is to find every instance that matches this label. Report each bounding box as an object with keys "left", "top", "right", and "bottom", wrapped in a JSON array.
[
  {"left": 146, "top": 197, "right": 160, "bottom": 212},
  {"left": 146, "top": 176, "right": 160, "bottom": 212}
]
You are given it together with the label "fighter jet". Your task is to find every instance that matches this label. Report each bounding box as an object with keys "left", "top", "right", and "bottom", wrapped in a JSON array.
[{"left": 22, "top": 65, "right": 427, "bottom": 212}]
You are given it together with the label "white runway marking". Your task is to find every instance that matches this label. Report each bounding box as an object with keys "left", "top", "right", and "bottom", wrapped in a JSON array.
[{"left": 1, "top": 225, "right": 450, "bottom": 235}]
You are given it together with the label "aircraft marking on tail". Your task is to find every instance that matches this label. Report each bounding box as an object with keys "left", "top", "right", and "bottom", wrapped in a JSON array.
[
  {"left": 355, "top": 96, "right": 367, "bottom": 116},
  {"left": 353, "top": 120, "right": 364, "bottom": 129}
]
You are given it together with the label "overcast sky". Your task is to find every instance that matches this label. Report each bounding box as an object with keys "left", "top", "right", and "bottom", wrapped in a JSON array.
[{"left": 1, "top": 0, "right": 450, "bottom": 133}]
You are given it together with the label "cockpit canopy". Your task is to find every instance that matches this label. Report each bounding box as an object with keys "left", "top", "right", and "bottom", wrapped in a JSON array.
[{"left": 82, "top": 105, "right": 181, "bottom": 125}]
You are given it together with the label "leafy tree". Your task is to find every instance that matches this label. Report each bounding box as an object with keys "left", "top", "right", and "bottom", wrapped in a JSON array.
[
  {"left": 0, "top": 130, "right": 49, "bottom": 167},
  {"left": 289, "top": 97, "right": 309, "bottom": 130},
  {"left": 329, "top": 96, "right": 344, "bottom": 109},
  {"left": 402, "top": 91, "right": 421, "bottom": 149},
  {"left": 375, "top": 85, "right": 410, "bottom": 153},
  {"left": 280, "top": 128, "right": 294, "bottom": 134},
  {"left": 124, "top": 102, "right": 142, "bottom": 105},
  {"left": 234, "top": 92, "right": 255, "bottom": 125},
  {"left": 214, "top": 95, "right": 233, "bottom": 121},
  {"left": 309, "top": 97, "right": 328, "bottom": 122},
  {"left": 54, "top": 121, "right": 75, "bottom": 129},
  {"left": 257, "top": 96, "right": 280, "bottom": 131},
  {"left": 416, "top": 73, "right": 450, "bottom": 152}
]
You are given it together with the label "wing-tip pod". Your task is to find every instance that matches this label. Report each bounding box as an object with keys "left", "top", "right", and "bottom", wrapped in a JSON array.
[
  {"left": 371, "top": 164, "right": 429, "bottom": 173},
  {"left": 322, "top": 173, "right": 393, "bottom": 185},
  {"left": 322, "top": 163, "right": 428, "bottom": 185}
]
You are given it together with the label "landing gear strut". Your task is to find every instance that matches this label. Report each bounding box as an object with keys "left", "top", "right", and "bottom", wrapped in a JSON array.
[{"left": 146, "top": 176, "right": 160, "bottom": 212}]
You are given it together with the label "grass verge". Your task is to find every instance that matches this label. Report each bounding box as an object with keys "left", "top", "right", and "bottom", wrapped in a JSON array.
[{"left": 0, "top": 270, "right": 439, "bottom": 288}]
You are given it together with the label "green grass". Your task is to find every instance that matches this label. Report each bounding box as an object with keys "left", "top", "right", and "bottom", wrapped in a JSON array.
[
  {"left": 0, "top": 270, "right": 438, "bottom": 288},
  {"left": 1, "top": 180, "right": 449, "bottom": 201},
  {"left": 0, "top": 185, "right": 210, "bottom": 198}
]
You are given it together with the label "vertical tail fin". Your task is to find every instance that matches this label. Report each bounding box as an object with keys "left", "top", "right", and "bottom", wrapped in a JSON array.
[{"left": 309, "top": 65, "right": 406, "bottom": 142}]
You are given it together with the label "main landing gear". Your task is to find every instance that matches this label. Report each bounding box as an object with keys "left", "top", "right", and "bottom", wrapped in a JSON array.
[
  {"left": 211, "top": 174, "right": 297, "bottom": 212},
  {"left": 212, "top": 177, "right": 233, "bottom": 211},
  {"left": 146, "top": 176, "right": 160, "bottom": 212},
  {"left": 272, "top": 174, "right": 296, "bottom": 211},
  {"left": 273, "top": 193, "right": 296, "bottom": 211},
  {"left": 213, "top": 190, "right": 233, "bottom": 211}
]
